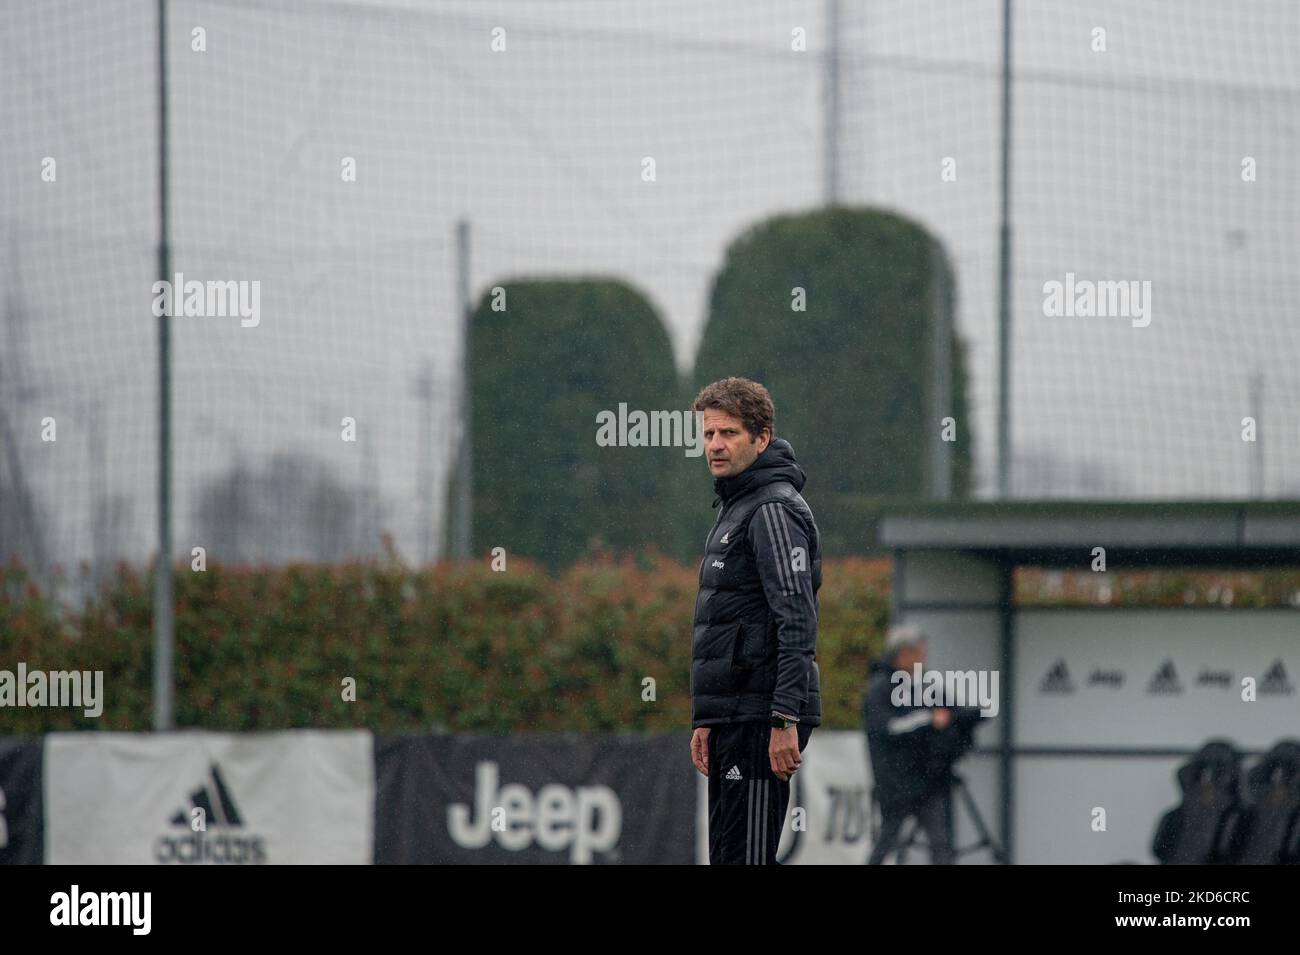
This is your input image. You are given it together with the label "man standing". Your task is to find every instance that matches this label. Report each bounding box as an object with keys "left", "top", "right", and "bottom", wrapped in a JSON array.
[
  {"left": 863, "top": 624, "right": 956, "bottom": 864},
  {"left": 688, "top": 377, "right": 821, "bottom": 865}
]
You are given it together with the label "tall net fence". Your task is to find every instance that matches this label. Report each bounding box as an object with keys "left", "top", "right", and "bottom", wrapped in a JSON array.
[{"left": 2, "top": 0, "right": 1298, "bottom": 582}]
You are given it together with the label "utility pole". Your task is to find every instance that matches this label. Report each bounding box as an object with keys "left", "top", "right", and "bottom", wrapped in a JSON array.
[
  {"left": 996, "top": 0, "right": 1015, "bottom": 497},
  {"left": 452, "top": 220, "right": 472, "bottom": 559},
  {"left": 154, "top": 0, "right": 175, "bottom": 730},
  {"left": 824, "top": 0, "right": 841, "bottom": 204}
]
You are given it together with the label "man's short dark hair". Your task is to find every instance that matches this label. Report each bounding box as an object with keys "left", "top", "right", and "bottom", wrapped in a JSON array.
[{"left": 692, "top": 377, "right": 775, "bottom": 442}]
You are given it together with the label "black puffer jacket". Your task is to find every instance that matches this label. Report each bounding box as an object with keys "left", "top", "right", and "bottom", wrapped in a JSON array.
[{"left": 691, "top": 437, "right": 822, "bottom": 728}]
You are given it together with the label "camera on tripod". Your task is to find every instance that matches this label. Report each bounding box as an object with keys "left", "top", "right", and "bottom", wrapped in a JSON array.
[
  {"left": 928, "top": 705, "right": 984, "bottom": 776},
  {"left": 894, "top": 706, "right": 1004, "bottom": 864}
]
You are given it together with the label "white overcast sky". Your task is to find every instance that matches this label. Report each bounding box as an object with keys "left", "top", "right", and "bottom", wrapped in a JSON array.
[{"left": 2, "top": 0, "right": 1298, "bottom": 565}]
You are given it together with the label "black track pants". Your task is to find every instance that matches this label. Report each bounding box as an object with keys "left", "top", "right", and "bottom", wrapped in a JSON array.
[{"left": 706, "top": 720, "right": 813, "bottom": 865}]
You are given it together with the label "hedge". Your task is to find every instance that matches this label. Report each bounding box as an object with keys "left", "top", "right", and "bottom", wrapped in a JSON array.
[
  {"left": 451, "top": 278, "right": 703, "bottom": 569},
  {"left": 6, "top": 557, "right": 1294, "bottom": 735},
  {"left": 694, "top": 206, "right": 974, "bottom": 498},
  {"left": 0, "top": 554, "right": 889, "bottom": 734}
]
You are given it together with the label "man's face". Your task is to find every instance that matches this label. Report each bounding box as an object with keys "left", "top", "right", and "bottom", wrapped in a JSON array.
[
  {"left": 702, "top": 408, "right": 770, "bottom": 479},
  {"left": 894, "top": 640, "right": 929, "bottom": 671}
]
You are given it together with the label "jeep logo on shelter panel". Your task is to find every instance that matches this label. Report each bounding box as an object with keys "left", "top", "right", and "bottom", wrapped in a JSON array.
[{"left": 447, "top": 761, "right": 621, "bottom": 864}]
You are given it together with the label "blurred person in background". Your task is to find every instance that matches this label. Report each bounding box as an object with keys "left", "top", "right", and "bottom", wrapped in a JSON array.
[{"left": 863, "top": 623, "right": 956, "bottom": 864}]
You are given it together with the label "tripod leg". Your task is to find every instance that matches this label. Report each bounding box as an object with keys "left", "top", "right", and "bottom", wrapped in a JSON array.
[{"left": 953, "top": 775, "right": 1007, "bottom": 864}]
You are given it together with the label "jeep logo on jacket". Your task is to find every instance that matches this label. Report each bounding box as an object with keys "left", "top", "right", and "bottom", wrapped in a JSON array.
[{"left": 691, "top": 437, "right": 823, "bottom": 728}]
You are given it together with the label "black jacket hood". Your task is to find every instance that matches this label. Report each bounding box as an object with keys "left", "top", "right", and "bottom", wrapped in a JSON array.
[{"left": 712, "top": 436, "right": 807, "bottom": 508}]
